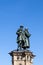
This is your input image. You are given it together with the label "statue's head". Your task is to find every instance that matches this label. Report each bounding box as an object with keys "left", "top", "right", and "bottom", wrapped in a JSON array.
[
  {"left": 25, "top": 28, "right": 28, "bottom": 31},
  {"left": 20, "top": 25, "right": 24, "bottom": 30},
  {"left": 20, "top": 25, "right": 23, "bottom": 28}
]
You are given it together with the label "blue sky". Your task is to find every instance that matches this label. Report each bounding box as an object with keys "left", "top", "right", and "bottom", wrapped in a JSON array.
[{"left": 0, "top": 0, "right": 43, "bottom": 65}]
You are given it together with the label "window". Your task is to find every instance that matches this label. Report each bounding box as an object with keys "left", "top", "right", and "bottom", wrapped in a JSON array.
[
  {"left": 27, "top": 56, "right": 30, "bottom": 60},
  {"left": 19, "top": 63, "right": 22, "bottom": 65},
  {"left": 17, "top": 56, "right": 19, "bottom": 60}
]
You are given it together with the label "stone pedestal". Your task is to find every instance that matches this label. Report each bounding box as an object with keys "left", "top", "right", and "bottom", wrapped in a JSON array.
[{"left": 9, "top": 50, "right": 35, "bottom": 65}]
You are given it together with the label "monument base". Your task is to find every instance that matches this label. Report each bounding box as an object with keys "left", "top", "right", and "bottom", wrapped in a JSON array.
[{"left": 9, "top": 50, "right": 35, "bottom": 65}]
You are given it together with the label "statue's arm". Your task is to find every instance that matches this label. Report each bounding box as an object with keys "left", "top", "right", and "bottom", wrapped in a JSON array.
[{"left": 16, "top": 29, "right": 20, "bottom": 35}]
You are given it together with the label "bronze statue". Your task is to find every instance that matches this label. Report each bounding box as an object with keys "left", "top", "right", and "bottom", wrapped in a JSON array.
[{"left": 16, "top": 25, "right": 31, "bottom": 50}]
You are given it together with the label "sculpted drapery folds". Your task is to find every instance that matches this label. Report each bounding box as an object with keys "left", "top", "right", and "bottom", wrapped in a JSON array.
[{"left": 16, "top": 25, "right": 31, "bottom": 50}]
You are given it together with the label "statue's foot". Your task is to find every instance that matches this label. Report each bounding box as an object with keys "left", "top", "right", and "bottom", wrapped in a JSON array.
[{"left": 17, "top": 49, "right": 19, "bottom": 51}]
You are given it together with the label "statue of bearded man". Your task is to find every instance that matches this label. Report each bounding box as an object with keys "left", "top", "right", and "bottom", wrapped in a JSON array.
[{"left": 16, "top": 25, "right": 31, "bottom": 50}]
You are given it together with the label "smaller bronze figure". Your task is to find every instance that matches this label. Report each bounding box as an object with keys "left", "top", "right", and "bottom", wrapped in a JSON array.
[
  {"left": 16, "top": 25, "right": 31, "bottom": 50},
  {"left": 22, "top": 28, "right": 31, "bottom": 49}
]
